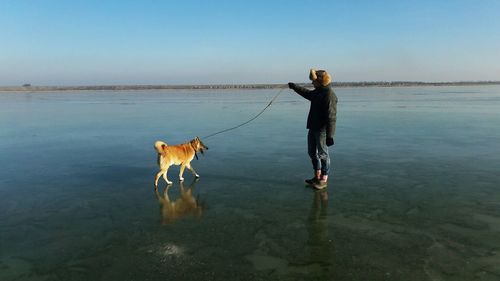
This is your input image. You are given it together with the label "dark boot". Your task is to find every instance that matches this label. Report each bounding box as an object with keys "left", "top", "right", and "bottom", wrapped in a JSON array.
[
  {"left": 305, "top": 170, "right": 321, "bottom": 185},
  {"left": 312, "top": 175, "right": 328, "bottom": 190}
]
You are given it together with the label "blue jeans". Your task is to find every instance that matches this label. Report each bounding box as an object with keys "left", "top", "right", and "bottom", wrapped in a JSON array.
[{"left": 307, "top": 129, "right": 330, "bottom": 176}]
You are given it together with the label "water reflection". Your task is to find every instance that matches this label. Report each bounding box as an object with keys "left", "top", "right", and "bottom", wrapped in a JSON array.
[
  {"left": 154, "top": 178, "right": 205, "bottom": 225},
  {"left": 306, "top": 189, "right": 333, "bottom": 274}
]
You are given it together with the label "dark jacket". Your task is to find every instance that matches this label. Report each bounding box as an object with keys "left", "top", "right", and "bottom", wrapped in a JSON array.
[{"left": 293, "top": 84, "right": 338, "bottom": 138}]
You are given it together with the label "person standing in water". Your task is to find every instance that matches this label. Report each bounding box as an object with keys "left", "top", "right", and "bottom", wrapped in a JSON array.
[{"left": 288, "top": 69, "right": 338, "bottom": 190}]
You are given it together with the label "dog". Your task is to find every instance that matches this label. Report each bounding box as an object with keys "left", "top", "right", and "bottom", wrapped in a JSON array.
[{"left": 154, "top": 136, "right": 208, "bottom": 187}]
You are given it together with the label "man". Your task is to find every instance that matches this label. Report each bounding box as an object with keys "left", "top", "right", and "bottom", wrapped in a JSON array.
[{"left": 288, "top": 69, "right": 338, "bottom": 190}]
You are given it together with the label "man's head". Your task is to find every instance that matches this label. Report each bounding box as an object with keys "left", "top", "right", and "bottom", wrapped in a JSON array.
[{"left": 309, "top": 69, "right": 332, "bottom": 88}]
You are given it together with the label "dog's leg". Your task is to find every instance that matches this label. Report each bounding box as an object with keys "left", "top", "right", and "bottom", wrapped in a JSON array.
[
  {"left": 179, "top": 163, "right": 186, "bottom": 182},
  {"left": 155, "top": 170, "right": 165, "bottom": 188},
  {"left": 187, "top": 164, "right": 200, "bottom": 178},
  {"left": 162, "top": 167, "right": 172, "bottom": 185}
]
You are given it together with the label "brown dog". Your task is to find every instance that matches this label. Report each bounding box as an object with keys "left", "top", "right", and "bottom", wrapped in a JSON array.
[{"left": 154, "top": 136, "right": 208, "bottom": 187}]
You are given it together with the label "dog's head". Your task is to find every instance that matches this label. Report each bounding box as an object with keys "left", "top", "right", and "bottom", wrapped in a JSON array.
[{"left": 191, "top": 136, "right": 209, "bottom": 155}]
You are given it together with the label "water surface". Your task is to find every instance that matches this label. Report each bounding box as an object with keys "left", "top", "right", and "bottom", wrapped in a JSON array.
[{"left": 1, "top": 86, "right": 500, "bottom": 280}]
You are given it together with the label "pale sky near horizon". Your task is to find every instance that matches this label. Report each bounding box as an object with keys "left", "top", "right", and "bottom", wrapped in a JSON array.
[{"left": 1, "top": 0, "right": 499, "bottom": 86}]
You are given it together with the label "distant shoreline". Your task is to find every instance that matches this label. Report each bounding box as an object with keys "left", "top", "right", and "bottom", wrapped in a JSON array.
[{"left": 1, "top": 81, "right": 499, "bottom": 92}]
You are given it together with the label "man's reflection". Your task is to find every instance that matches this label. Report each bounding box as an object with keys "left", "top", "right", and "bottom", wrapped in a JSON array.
[
  {"left": 154, "top": 178, "right": 205, "bottom": 225},
  {"left": 306, "top": 189, "right": 333, "bottom": 273}
]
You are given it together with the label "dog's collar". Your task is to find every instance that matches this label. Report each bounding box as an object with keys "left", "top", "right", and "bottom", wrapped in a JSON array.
[{"left": 190, "top": 143, "right": 199, "bottom": 160}]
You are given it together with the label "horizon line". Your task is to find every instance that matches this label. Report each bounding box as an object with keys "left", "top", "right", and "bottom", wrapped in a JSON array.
[{"left": 1, "top": 81, "right": 500, "bottom": 92}]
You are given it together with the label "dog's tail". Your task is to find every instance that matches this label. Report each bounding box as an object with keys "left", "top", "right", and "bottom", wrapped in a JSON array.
[{"left": 154, "top": 141, "right": 168, "bottom": 154}]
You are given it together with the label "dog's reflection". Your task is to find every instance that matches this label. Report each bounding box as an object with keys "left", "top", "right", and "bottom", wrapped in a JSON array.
[{"left": 154, "top": 178, "right": 205, "bottom": 225}]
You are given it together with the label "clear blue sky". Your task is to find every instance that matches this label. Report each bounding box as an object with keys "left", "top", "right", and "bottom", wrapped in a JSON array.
[{"left": 1, "top": 0, "right": 499, "bottom": 86}]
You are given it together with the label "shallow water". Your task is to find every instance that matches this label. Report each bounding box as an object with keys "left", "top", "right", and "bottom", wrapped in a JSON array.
[{"left": 1, "top": 86, "right": 500, "bottom": 280}]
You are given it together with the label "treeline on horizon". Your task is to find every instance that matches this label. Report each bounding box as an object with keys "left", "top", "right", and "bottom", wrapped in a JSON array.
[{"left": 1, "top": 81, "right": 500, "bottom": 91}]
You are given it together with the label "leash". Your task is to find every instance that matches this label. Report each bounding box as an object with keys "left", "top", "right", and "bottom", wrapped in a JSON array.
[{"left": 202, "top": 87, "right": 287, "bottom": 139}]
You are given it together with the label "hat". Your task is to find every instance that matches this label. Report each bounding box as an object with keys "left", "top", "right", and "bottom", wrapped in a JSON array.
[{"left": 309, "top": 69, "right": 332, "bottom": 86}]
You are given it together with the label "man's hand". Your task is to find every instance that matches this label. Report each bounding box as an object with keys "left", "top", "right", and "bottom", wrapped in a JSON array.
[
  {"left": 288, "top": 82, "right": 296, "bottom": 89},
  {"left": 326, "top": 137, "right": 334, "bottom": 146}
]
